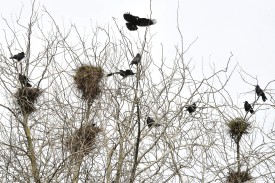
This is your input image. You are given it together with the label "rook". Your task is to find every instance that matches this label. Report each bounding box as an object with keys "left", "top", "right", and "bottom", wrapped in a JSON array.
[
  {"left": 10, "top": 52, "right": 25, "bottom": 62},
  {"left": 123, "top": 13, "right": 156, "bottom": 31},
  {"left": 255, "top": 85, "right": 267, "bottom": 102},
  {"left": 130, "top": 53, "right": 141, "bottom": 66},
  {"left": 244, "top": 101, "right": 254, "bottom": 114},
  {"left": 107, "top": 69, "right": 135, "bottom": 79},
  {"left": 147, "top": 116, "right": 160, "bottom": 128},
  {"left": 185, "top": 103, "right": 197, "bottom": 114}
]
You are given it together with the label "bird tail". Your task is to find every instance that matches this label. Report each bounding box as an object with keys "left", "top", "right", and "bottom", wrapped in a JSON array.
[
  {"left": 151, "top": 19, "right": 157, "bottom": 25},
  {"left": 155, "top": 123, "right": 161, "bottom": 127},
  {"left": 250, "top": 109, "right": 254, "bottom": 114},
  {"left": 261, "top": 94, "right": 267, "bottom": 102},
  {"left": 138, "top": 18, "right": 156, "bottom": 26}
]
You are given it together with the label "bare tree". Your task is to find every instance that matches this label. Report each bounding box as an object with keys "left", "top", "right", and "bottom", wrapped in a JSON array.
[{"left": 0, "top": 1, "right": 274, "bottom": 183}]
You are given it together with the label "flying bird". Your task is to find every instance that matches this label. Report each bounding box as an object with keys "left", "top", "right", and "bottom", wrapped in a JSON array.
[
  {"left": 244, "top": 101, "right": 254, "bottom": 114},
  {"left": 255, "top": 85, "right": 267, "bottom": 102},
  {"left": 185, "top": 103, "right": 197, "bottom": 114},
  {"left": 123, "top": 13, "right": 156, "bottom": 31},
  {"left": 18, "top": 74, "right": 32, "bottom": 87},
  {"left": 107, "top": 69, "right": 135, "bottom": 78},
  {"left": 146, "top": 116, "right": 160, "bottom": 128},
  {"left": 130, "top": 53, "right": 141, "bottom": 66},
  {"left": 10, "top": 52, "right": 25, "bottom": 61}
]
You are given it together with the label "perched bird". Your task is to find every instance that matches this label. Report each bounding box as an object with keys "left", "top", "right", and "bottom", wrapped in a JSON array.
[
  {"left": 123, "top": 13, "right": 156, "bottom": 31},
  {"left": 146, "top": 116, "right": 160, "bottom": 128},
  {"left": 185, "top": 103, "right": 197, "bottom": 114},
  {"left": 18, "top": 74, "right": 32, "bottom": 87},
  {"left": 255, "top": 85, "right": 267, "bottom": 102},
  {"left": 130, "top": 53, "right": 141, "bottom": 66},
  {"left": 107, "top": 69, "right": 135, "bottom": 79},
  {"left": 125, "top": 69, "right": 135, "bottom": 77},
  {"left": 244, "top": 101, "right": 254, "bottom": 114},
  {"left": 10, "top": 52, "right": 25, "bottom": 61}
]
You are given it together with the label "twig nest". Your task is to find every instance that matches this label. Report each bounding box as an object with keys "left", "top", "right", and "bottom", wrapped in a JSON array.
[
  {"left": 226, "top": 170, "right": 252, "bottom": 183},
  {"left": 15, "top": 87, "right": 43, "bottom": 114},
  {"left": 65, "top": 124, "right": 102, "bottom": 155},
  {"left": 73, "top": 65, "right": 104, "bottom": 102},
  {"left": 227, "top": 118, "right": 250, "bottom": 142}
]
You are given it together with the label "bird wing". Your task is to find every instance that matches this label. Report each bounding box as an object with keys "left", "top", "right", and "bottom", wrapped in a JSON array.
[
  {"left": 126, "top": 23, "right": 138, "bottom": 31},
  {"left": 123, "top": 13, "right": 139, "bottom": 24}
]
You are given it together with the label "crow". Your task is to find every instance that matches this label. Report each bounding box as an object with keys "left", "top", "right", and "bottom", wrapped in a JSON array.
[
  {"left": 18, "top": 74, "right": 32, "bottom": 87},
  {"left": 255, "top": 85, "right": 267, "bottom": 102},
  {"left": 10, "top": 52, "right": 25, "bottom": 61},
  {"left": 107, "top": 69, "right": 135, "bottom": 78},
  {"left": 125, "top": 69, "right": 135, "bottom": 77},
  {"left": 107, "top": 70, "right": 126, "bottom": 77},
  {"left": 130, "top": 53, "right": 141, "bottom": 66},
  {"left": 244, "top": 101, "right": 254, "bottom": 114},
  {"left": 185, "top": 103, "right": 197, "bottom": 114},
  {"left": 123, "top": 13, "right": 156, "bottom": 31},
  {"left": 146, "top": 116, "right": 160, "bottom": 128}
]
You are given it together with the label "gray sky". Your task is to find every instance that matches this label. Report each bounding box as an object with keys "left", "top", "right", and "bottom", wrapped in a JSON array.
[{"left": 1, "top": 0, "right": 275, "bottom": 100}]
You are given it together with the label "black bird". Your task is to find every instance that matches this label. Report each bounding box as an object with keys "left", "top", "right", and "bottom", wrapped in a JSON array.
[
  {"left": 185, "top": 103, "right": 197, "bottom": 114},
  {"left": 125, "top": 69, "right": 135, "bottom": 77},
  {"left": 123, "top": 13, "right": 156, "bottom": 31},
  {"left": 244, "top": 101, "right": 254, "bottom": 114},
  {"left": 10, "top": 52, "right": 25, "bottom": 61},
  {"left": 255, "top": 85, "right": 267, "bottom": 102},
  {"left": 107, "top": 70, "right": 126, "bottom": 77},
  {"left": 130, "top": 53, "right": 141, "bottom": 66},
  {"left": 107, "top": 69, "right": 135, "bottom": 78},
  {"left": 106, "top": 73, "right": 114, "bottom": 77},
  {"left": 18, "top": 74, "right": 32, "bottom": 87},
  {"left": 146, "top": 116, "right": 160, "bottom": 128}
]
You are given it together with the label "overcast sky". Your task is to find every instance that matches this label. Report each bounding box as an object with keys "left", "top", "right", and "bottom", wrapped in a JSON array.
[{"left": 1, "top": 0, "right": 275, "bottom": 103}]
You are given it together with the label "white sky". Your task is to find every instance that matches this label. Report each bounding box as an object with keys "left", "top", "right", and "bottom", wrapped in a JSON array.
[{"left": 1, "top": 0, "right": 275, "bottom": 102}]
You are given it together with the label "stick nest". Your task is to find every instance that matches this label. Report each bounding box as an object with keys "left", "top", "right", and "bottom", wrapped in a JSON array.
[
  {"left": 65, "top": 124, "right": 102, "bottom": 155},
  {"left": 15, "top": 87, "right": 43, "bottom": 114},
  {"left": 226, "top": 170, "right": 252, "bottom": 183},
  {"left": 73, "top": 65, "right": 104, "bottom": 102},
  {"left": 227, "top": 118, "right": 250, "bottom": 142}
]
